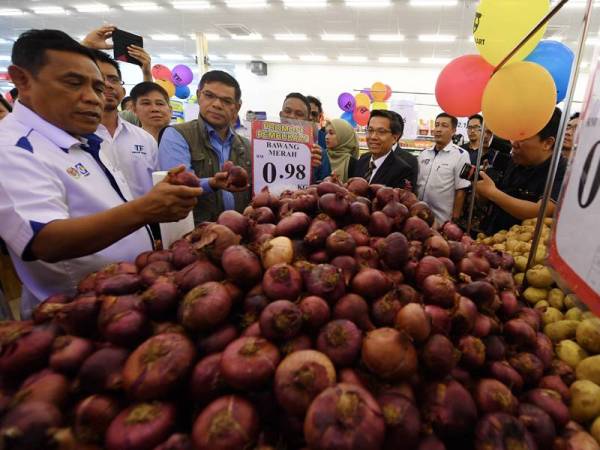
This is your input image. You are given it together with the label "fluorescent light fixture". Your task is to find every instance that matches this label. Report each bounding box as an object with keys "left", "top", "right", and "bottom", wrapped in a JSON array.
[
  {"left": 31, "top": 5, "right": 68, "bottom": 14},
  {"left": 283, "top": 0, "right": 327, "bottom": 7},
  {"left": 225, "top": 53, "right": 253, "bottom": 60},
  {"left": 0, "top": 39, "right": 11, "bottom": 45},
  {"left": 369, "top": 33, "right": 405, "bottom": 42},
  {"left": 189, "top": 33, "right": 222, "bottom": 40},
  {"left": 338, "top": 55, "right": 368, "bottom": 63},
  {"left": 150, "top": 34, "right": 181, "bottom": 41},
  {"left": 0, "top": 55, "right": 10, "bottom": 61},
  {"left": 379, "top": 56, "right": 409, "bottom": 63},
  {"left": 587, "top": 37, "right": 600, "bottom": 45},
  {"left": 410, "top": 0, "right": 457, "bottom": 6},
  {"left": 73, "top": 3, "right": 110, "bottom": 12},
  {"left": 262, "top": 54, "right": 290, "bottom": 61},
  {"left": 274, "top": 33, "right": 308, "bottom": 41},
  {"left": 208, "top": 54, "right": 222, "bottom": 60},
  {"left": 345, "top": 0, "right": 390, "bottom": 6},
  {"left": 418, "top": 34, "right": 456, "bottom": 42},
  {"left": 0, "top": 8, "right": 24, "bottom": 15},
  {"left": 226, "top": 0, "right": 268, "bottom": 8},
  {"left": 300, "top": 54, "right": 328, "bottom": 62},
  {"left": 420, "top": 57, "right": 451, "bottom": 64},
  {"left": 231, "top": 33, "right": 263, "bottom": 40},
  {"left": 321, "top": 33, "right": 355, "bottom": 41},
  {"left": 120, "top": 2, "right": 161, "bottom": 11},
  {"left": 158, "top": 53, "right": 189, "bottom": 60},
  {"left": 171, "top": 1, "right": 212, "bottom": 9}
]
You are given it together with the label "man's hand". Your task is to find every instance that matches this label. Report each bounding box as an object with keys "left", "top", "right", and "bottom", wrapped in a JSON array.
[
  {"left": 310, "top": 144, "right": 322, "bottom": 169},
  {"left": 209, "top": 171, "right": 249, "bottom": 192},
  {"left": 128, "top": 45, "right": 152, "bottom": 81},
  {"left": 82, "top": 25, "right": 115, "bottom": 49},
  {"left": 134, "top": 181, "right": 201, "bottom": 223},
  {"left": 475, "top": 171, "right": 498, "bottom": 200}
]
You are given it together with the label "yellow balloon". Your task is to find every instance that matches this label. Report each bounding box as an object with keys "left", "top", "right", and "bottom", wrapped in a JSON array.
[
  {"left": 474, "top": 0, "right": 549, "bottom": 66},
  {"left": 355, "top": 93, "right": 371, "bottom": 108},
  {"left": 482, "top": 61, "right": 556, "bottom": 141},
  {"left": 371, "top": 102, "right": 388, "bottom": 111},
  {"left": 371, "top": 82, "right": 387, "bottom": 102},
  {"left": 156, "top": 79, "right": 175, "bottom": 98}
]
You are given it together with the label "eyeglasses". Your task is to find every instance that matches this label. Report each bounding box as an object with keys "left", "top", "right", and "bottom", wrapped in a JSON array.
[
  {"left": 467, "top": 125, "right": 482, "bottom": 131},
  {"left": 366, "top": 128, "right": 392, "bottom": 137},
  {"left": 105, "top": 75, "right": 124, "bottom": 86},
  {"left": 200, "top": 90, "right": 236, "bottom": 107}
]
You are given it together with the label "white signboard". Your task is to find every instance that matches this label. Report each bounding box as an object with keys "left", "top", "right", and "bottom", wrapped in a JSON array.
[
  {"left": 251, "top": 121, "right": 313, "bottom": 196},
  {"left": 152, "top": 171, "right": 195, "bottom": 248}
]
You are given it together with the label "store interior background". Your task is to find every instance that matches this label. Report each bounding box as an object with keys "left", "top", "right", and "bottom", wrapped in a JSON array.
[{"left": 1, "top": 0, "right": 599, "bottom": 123}]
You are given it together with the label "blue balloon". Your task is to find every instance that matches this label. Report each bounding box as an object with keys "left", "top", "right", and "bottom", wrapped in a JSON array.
[
  {"left": 525, "top": 40, "right": 574, "bottom": 103},
  {"left": 341, "top": 111, "right": 357, "bottom": 127},
  {"left": 175, "top": 85, "right": 191, "bottom": 99}
]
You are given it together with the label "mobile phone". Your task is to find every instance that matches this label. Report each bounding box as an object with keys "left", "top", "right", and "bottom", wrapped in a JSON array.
[
  {"left": 113, "top": 28, "right": 144, "bottom": 66},
  {"left": 459, "top": 163, "right": 478, "bottom": 182}
]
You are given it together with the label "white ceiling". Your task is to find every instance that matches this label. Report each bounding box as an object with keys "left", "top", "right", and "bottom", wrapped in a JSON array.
[{"left": 0, "top": 0, "right": 599, "bottom": 68}]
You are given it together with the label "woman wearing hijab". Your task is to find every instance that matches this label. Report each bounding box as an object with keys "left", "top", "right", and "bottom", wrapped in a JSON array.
[{"left": 325, "top": 118, "right": 360, "bottom": 182}]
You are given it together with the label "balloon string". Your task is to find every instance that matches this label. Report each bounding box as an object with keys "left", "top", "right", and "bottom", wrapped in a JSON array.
[{"left": 492, "top": 0, "right": 570, "bottom": 75}]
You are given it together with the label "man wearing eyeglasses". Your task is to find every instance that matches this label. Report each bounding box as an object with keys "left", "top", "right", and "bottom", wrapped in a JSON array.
[
  {"left": 158, "top": 70, "right": 251, "bottom": 223},
  {"left": 349, "top": 110, "right": 414, "bottom": 189}
]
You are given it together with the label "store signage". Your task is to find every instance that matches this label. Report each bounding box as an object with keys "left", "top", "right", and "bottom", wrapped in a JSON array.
[
  {"left": 550, "top": 61, "right": 600, "bottom": 315},
  {"left": 251, "top": 120, "right": 313, "bottom": 196}
]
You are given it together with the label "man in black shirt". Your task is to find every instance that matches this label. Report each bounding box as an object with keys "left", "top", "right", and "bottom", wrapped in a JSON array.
[
  {"left": 478, "top": 108, "right": 567, "bottom": 235},
  {"left": 389, "top": 111, "right": 419, "bottom": 190}
]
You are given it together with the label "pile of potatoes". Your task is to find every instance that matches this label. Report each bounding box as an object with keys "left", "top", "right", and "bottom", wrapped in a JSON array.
[{"left": 479, "top": 218, "right": 600, "bottom": 443}]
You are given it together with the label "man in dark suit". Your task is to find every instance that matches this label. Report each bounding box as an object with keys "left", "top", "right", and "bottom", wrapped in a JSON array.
[
  {"left": 349, "top": 110, "right": 415, "bottom": 189},
  {"left": 389, "top": 110, "right": 419, "bottom": 190}
]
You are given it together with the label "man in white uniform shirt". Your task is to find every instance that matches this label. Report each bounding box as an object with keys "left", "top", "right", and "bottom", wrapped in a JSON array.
[
  {"left": 417, "top": 112, "right": 471, "bottom": 225},
  {"left": 0, "top": 30, "right": 200, "bottom": 317}
]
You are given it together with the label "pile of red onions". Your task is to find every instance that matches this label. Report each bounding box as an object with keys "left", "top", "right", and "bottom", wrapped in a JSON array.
[{"left": 2, "top": 176, "right": 595, "bottom": 450}]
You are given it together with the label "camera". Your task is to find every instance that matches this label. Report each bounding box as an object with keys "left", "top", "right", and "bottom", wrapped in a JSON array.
[{"left": 459, "top": 163, "right": 478, "bottom": 182}]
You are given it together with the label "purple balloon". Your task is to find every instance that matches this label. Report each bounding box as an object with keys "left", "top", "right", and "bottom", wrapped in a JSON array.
[
  {"left": 171, "top": 64, "right": 194, "bottom": 87},
  {"left": 361, "top": 89, "right": 373, "bottom": 101},
  {"left": 338, "top": 92, "right": 356, "bottom": 112}
]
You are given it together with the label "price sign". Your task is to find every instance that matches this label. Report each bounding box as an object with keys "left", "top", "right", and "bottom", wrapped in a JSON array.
[
  {"left": 251, "top": 120, "right": 313, "bottom": 196},
  {"left": 550, "top": 62, "right": 600, "bottom": 316}
]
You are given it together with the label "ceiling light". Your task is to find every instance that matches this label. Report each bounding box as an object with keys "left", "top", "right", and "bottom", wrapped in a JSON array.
[
  {"left": 338, "top": 55, "right": 368, "bottom": 63},
  {"left": 369, "top": 34, "right": 405, "bottom": 42},
  {"left": 158, "top": 53, "right": 189, "bottom": 60},
  {"left": 418, "top": 34, "right": 456, "bottom": 42},
  {"left": 150, "top": 34, "right": 181, "bottom": 41},
  {"left": 31, "top": 6, "right": 68, "bottom": 14},
  {"left": 0, "top": 39, "right": 11, "bottom": 45},
  {"left": 283, "top": 0, "right": 327, "bottom": 7},
  {"left": 410, "top": 0, "right": 457, "bottom": 6},
  {"left": 321, "top": 33, "right": 355, "bottom": 41},
  {"left": 274, "top": 33, "right": 307, "bottom": 41},
  {"left": 208, "top": 54, "right": 222, "bottom": 60},
  {"left": 226, "top": 0, "right": 268, "bottom": 8},
  {"left": 231, "top": 33, "right": 263, "bottom": 40},
  {"left": 120, "top": 2, "right": 161, "bottom": 11},
  {"left": 0, "top": 55, "right": 10, "bottom": 61},
  {"left": 587, "top": 37, "right": 600, "bottom": 45},
  {"left": 0, "top": 8, "right": 24, "bottom": 15},
  {"left": 225, "top": 53, "right": 253, "bottom": 60},
  {"left": 189, "top": 32, "right": 222, "bottom": 40},
  {"left": 420, "top": 57, "right": 451, "bottom": 64},
  {"left": 300, "top": 54, "right": 328, "bottom": 62},
  {"left": 379, "top": 56, "right": 409, "bottom": 63},
  {"left": 262, "top": 54, "right": 290, "bottom": 61},
  {"left": 171, "top": 1, "right": 211, "bottom": 9},
  {"left": 73, "top": 3, "right": 110, "bottom": 12},
  {"left": 345, "top": 0, "right": 390, "bottom": 6}
]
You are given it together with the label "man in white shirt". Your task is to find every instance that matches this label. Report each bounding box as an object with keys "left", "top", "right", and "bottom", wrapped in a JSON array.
[
  {"left": 0, "top": 29, "right": 200, "bottom": 317},
  {"left": 130, "top": 81, "right": 173, "bottom": 143},
  {"left": 417, "top": 112, "right": 471, "bottom": 225}
]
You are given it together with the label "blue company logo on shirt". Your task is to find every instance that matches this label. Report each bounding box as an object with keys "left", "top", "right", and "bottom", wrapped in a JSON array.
[
  {"left": 132, "top": 144, "right": 146, "bottom": 155},
  {"left": 422, "top": 159, "right": 431, "bottom": 165},
  {"left": 66, "top": 163, "right": 90, "bottom": 179}
]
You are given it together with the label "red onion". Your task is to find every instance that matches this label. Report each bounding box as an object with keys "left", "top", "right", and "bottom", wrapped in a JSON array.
[
  {"left": 252, "top": 186, "right": 279, "bottom": 209},
  {"left": 539, "top": 375, "right": 570, "bottom": 403},
  {"left": 221, "top": 245, "right": 262, "bottom": 288},
  {"left": 474, "top": 413, "right": 537, "bottom": 450},
  {"left": 517, "top": 308, "right": 542, "bottom": 331},
  {"left": 415, "top": 256, "right": 447, "bottom": 287},
  {"left": 316, "top": 320, "right": 362, "bottom": 367},
  {"left": 304, "top": 216, "right": 336, "bottom": 247},
  {"left": 425, "top": 305, "right": 452, "bottom": 335},
  {"left": 550, "top": 360, "right": 576, "bottom": 386},
  {"left": 458, "top": 254, "right": 491, "bottom": 280},
  {"left": 422, "top": 274, "right": 456, "bottom": 308},
  {"left": 534, "top": 332, "right": 554, "bottom": 371},
  {"left": 142, "top": 277, "right": 179, "bottom": 319},
  {"left": 409, "top": 201, "right": 434, "bottom": 226},
  {"left": 276, "top": 212, "right": 311, "bottom": 237},
  {"left": 173, "top": 260, "right": 224, "bottom": 293},
  {"left": 397, "top": 283, "right": 421, "bottom": 304},
  {"left": 319, "top": 192, "right": 349, "bottom": 218},
  {"left": 451, "top": 296, "right": 477, "bottom": 335},
  {"left": 179, "top": 282, "right": 232, "bottom": 332},
  {"left": 189, "top": 353, "right": 226, "bottom": 404},
  {"left": 259, "top": 300, "right": 303, "bottom": 341},
  {"left": 376, "top": 186, "right": 398, "bottom": 205},
  {"left": 262, "top": 263, "right": 303, "bottom": 301},
  {"left": 299, "top": 296, "right": 330, "bottom": 331},
  {"left": 448, "top": 241, "right": 466, "bottom": 263},
  {"left": 381, "top": 201, "right": 410, "bottom": 229},
  {"left": 304, "top": 264, "right": 345, "bottom": 301},
  {"left": 223, "top": 162, "right": 248, "bottom": 189},
  {"left": 304, "top": 383, "right": 385, "bottom": 450},
  {"left": 170, "top": 240, "right": 198, "bottom": 270},
  {"left": 441, "top": 221, "right": 464, "bottom": 241},
  {"left": 403, "top": 216, "right": 433, "bottom": 244},
  {"left": 498, "top": 290, "right": 519, "bottom": 319},
  {"left": 458, "top": 335, "right": 486, "bottom": 369},
  {"left": 474, "top": 379, "right": 518, "bottom": 414},
  {"left": 395, "top": 303, "right": 431, "bottom": 342},
  {"left": 32, "top": 295, "right": 70, "bottom": 324},
  {"left": 309, "top": 250, "right": 329, "bottom": 264},
  {"left": 49, "top": 335, "right": 94, "bottom": 374},
  {"left": 347, "top": 177, "right": 370, "bottom": 196},
  {"left": 378, "top": 392, "right": 420, "bottom": 450},
  {"left": 484, "top": 335, "right": 507, "bottom": 361},
  {"left": 509, "top": 353, "right": 544, "bottom": 386},
  {"left": 106, "top": 402, "right": 176, "bottom": 450},
  {"left": 95, "top": 273, "right": 143, "bottom": 295},
  {"left": 361, "top": 328, "right": 417, "bottom": 380},
  {"left": 523, "top": 389, "right": 570, "bottom": 428},
  {"left": 354, "top": 246, "right": 380, "bottom": 269},
  {"left": 368, "top": 211, "right": 393, "bottom": 237},
  {"left": 349, "top": 201, "right": 371, "bottom": 224},
  {"left": 98, "top": 294, "right": 150, "bottom": 347},
  {"left": 57, "top": 295, "right": 101, "bottom": 336},
  {"left": 280, "top": 334, "right": 312, "bottom": 356},
  {"left": 140, "top": 261, "right": 172, "bottom": 286},
  {"left": 421, "top": 334, "right": 458, "bottom": 377},
  {"left": 169, "top": 170, "right": 199, "bottom": 187},
  {"left": 504, "top": 319, "right": 536, "bottom": 348},
  {"left": 326, "top": 230, "right": 356, "bottom": 257},
  {"left": 376, "top": 232, "right": 409, "bottom": 270},
  {"left": 331, "top": 256, "right": 358, "bottom": 285},
  {"left": 333, "top": 294, "right": 375, "bottom": 331},
  {"left": 488, "top": 361, "right": 524, "bottom": 393},
  {"left": 246, "top": 207, "right": 276, "bottom": 225},
  {"left": 487, "top": 268, "right": 515, "bottom": 292},
  {"left": 417, "top": 436, "right": 446, "bottom": 450},
  {"left": 0, "top": 401, "right": 62, "bottom": 450},
  {"left": 193, "top": 223, "right": 241, "bottom": 263},
  {"left": 458, "top": 280, "right": 496, "bottom": 308},
  {"left": 14, "top": 369, "right": 69, "bottom": 408},
  {"left": 473, "top": 313, "right": 493, "bottom": 338},
  {"left": 371, "top": 291, "right": 403, "bottom": 327},
  {"left": 154, "top": 434, "right": 193, "bottom": 450},
  {"left": 217, "top": 210, "right": 249, "bottom": 237},
  {"left": 197, "top": 324, "right": 239, "bottom": 356},
  {"left": 78, "top": 347, "right": 128, "bottom": 393},
  {"left": 74, "top": 394, "right": 120, "bottom": 444},
  {"left": 221, "top": 337, "right": 280, "bottom": 390},
  {"left": 343, "top": 224, "right": 370, "bottom": 247},
  {"left": 351, "top": 268, "right": 392, "bottom": 300},
  {"left": 518, "top": 403, "right": 556, "bottom": 448},
  {"left": 0, "top": 323, "right": 57, "bottom": 378},
  {"left": 424, "top": 236, "right": 450, "bottom": 258},
  {"left": 290, "top": 192, "right": 318, "bottom": 213},
  {"left": 423, "top": 380, "right": 477, "bottom": 439}
]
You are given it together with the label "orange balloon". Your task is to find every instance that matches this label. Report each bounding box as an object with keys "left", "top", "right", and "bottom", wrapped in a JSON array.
[
  {"left": 383, "top": 84, "right": 393, "bottom": 101},
  {"left": 371, "top": 82, "right": 387, "bottom": 102},
  {"left": 156, "top": 79, "right": 176, "bottom": 98}
]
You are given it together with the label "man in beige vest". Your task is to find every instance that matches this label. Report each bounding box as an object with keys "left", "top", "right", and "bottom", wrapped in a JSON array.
[{"left": 158, "top": 70, "right": 250, "bottom": 223}]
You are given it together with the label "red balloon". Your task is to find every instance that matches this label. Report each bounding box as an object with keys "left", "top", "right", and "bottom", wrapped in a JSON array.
[
  {"left": 435, "top": 55, "right": 494, "bottom": 117},
  {"left": 353, "top": 106, "right": 370, "bottom": 126},
  {"left": 151, "top": 64, "right": 172, "bottom": 81},
  {"left": 383, "top": 84, "right": 393, "bottom": 101}
]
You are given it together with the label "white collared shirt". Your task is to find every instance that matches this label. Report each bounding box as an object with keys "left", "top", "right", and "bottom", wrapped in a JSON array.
[
  {"left": 97, "top": 117, "right": 158, "bottom": 199},
  {"left": 417, "top": 141, "right": 471, "bottom": 224},
  {"left": 368, "top": 150, "right": 392, "bottom": 182},
  {"left": 0, "top": 102, "right": 153, "bottom": 317}
]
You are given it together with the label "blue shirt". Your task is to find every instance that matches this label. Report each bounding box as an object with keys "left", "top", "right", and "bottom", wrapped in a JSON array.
[
  {"left": 314, "top": 127, "right": 331, "bottom": 182},
  {"left": 158, "top": 121, "right": 235, "bottom": 211}
]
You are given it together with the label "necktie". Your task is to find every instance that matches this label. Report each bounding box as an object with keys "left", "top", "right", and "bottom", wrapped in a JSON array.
[{"left": 364, "top": 160, "right": 376, "bottom": 182}]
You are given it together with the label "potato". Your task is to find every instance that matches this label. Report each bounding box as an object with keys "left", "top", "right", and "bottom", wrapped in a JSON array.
[
  {"left": 577, "top": 318, "right": 600, "bottom": 354},
  {"left": 544, "top": 218, "right": 553, "bottom": 226},
  {"left": 519, "top": 232, "right": 533, "bottom": 242},
  {"left": 492, "top": 234, "right": 506, "bottom": 244},
  {"left": 523, "top": 287, "right": 549, "bottom": 305},
  {"left": 515, "top": 256, "right": 528, "bottom": 273},
  {"left": 492, "top": 244, "right": 506, "bottom": 251},
  {"left": 477, "top": 233, "right": 486, "bottom": 240},
  {"left": 542, "top": 307, "right": 564, "bottom": 326},
  {"left": 483, "top": 237, "right": 493, "bottom": 245},
  {"left": 514, "top": 273, "right": 525, "bottom": 286},
  {"left": 548, "top": 288, "right": 565, "bottom": 310},
  {"left": 506, "top": 239, "right": 519, "bottom": 252},
  {"left": 565, "top": 294, "right": 580, "bottom": 310},
  {"left": 526, "top": 265, "right": 554, "bottom": 289},
  {"left": 570, "top": 380, "right": 600, "bottom": 423},
  {"left": 590, "top": 416, "right": 600, "bottom": 444},
  {"left": 544, "top": 320, "right": 580, "bottom": 343},
  {"left": 535, "top": 300, "right": 550, "bottom": 310},
  {"left": 556, "top": 339, "right": 589, "bottom": 368},
  {"left": 576, "top": 355, "right": 600, "bottom": 386},
  {"left": 516, "top": 242, "right": 530, "bottom": 253},
  {"left": 522, "top": 219, "right": 536, "bottom": 227},
  {"left": 534, "top": 246, "right": 547, "bottom": 265},
  {"left": 566, "top": 307, "right": 583, "bottom": 321},
  {"left": 583, "top": 312, "right": 597, "bottom": 320}
]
